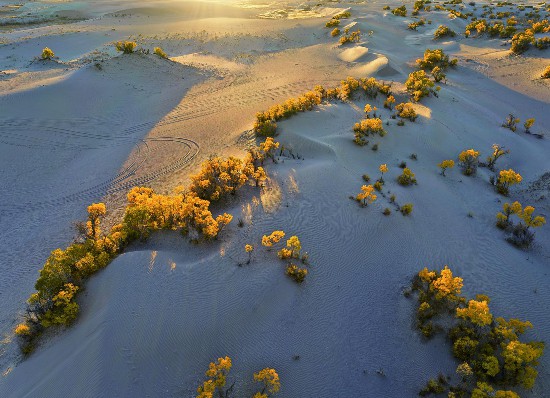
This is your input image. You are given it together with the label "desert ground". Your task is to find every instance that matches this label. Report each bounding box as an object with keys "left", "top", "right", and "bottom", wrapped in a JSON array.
[{"left": 1, "top": 0, "right": 549, "bottom": 397}]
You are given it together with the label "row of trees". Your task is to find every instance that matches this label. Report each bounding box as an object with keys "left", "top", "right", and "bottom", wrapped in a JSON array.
[
  {"left": 15, "top": 138, "right": 276, "bottom": 353},
  {"left": 413, "top": 266, "right": 545, "bottom": 396}
]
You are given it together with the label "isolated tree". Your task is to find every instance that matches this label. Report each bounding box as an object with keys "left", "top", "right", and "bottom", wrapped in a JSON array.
[
  {"left": 502, "top": 114, "right": 520, "bottom": 132},
  {"left": 524, "top": 118, "right": 535, "bottom": 133},
  {"left": 356, "top": 185, "right": 377, "bottom": 206},
  {"left": 397, "top": 168, "right": 417, "bottom": 186},
  {"left": 197, "top": 357, "right": 232, "bottom": 398},
  {"left": 331, "top": 28, "right": 340, "bottom": 37},
  {"left": 384, "top": 95, "right": 396, "bottom": 110},
  {"left": 458, "top": 149, "right": 480, "bottom": 176},
  {"left": 486, "top": 144, "right": 509, "bottom": 171},
  {"left": 379, "top": 164, "right": 388, "bottom": 183},
  {"left": 438, "top": 159, "right": 455, "bottom": 176},
  {"left": 41, "top": 47, "right": 55, "bottom": 60},
  {"left": 153, "top": 47, "right": 168, "bottom": 59},
  {"left": 253, "top": 368, "right": 281, "bottom": 395},
  {"left": 496, "top": 169, "right": 522, "bottom": 196}
]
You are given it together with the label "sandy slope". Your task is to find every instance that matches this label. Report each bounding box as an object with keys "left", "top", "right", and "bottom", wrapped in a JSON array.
[{"left": 1, "top": 0, "right": 549, "bottom": 396}]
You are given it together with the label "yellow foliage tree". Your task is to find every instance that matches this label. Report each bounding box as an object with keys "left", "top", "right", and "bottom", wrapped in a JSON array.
[
  {"left": 356, "top": 185, "right": 377, "bottom": 206},
  {"left": 496, "top": 169, "right": 522, "bottom": 196},
  {"left": 457, "top": 300, "right": 493, "bottom": 327},
  {"left": 438, "top": 159, "right": 455, "bottom": 176},
  {"left": 262, "top": 231, "right": 285, "bottom": 247},
  {"left": 458, "top": 149, "right": 480, "bottom": 176},
  {"left": 431, "top": 266, "right": 463, "bottom": 300},
  {"left": 254, "top": 368, "right": 281, "bottom": 395}
]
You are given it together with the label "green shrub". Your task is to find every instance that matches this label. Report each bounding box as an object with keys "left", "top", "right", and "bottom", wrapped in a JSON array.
[{"left": 392, "top": 5, "right": 407, "bottom": 17}]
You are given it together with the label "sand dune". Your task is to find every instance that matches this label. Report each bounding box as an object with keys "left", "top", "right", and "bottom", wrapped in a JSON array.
[{"left": 1, "top": 0, "right": 549, "bottom": 397}]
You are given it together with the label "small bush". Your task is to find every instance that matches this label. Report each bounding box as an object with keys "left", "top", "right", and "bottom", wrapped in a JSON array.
[
  {"left": 115, "top": 41, "right": 137, "bottom": 54},
  {"left": 153, "top": 47, "right": 168, "bottom": 58},
  {"left": 502, "top": 114, "right": 520, "bottom": 132},
  {"left": 524, "top": 118, "right": 535, "bottom": 133},
  {"left": 496, "top": 169, "right": 522, "bottom": 196},
  {"left": 434, "top": 25, "right": 456, "bottom": 39},
  {"left": 326, "top": 18, "right": 340, "bottom": 28},
  {"left": 486, "top": 144, "right": 509, "bottom": 171},
  {"left": 438, "top": 159, "right": 455, "bottom": 176},
  {"left": 416, "top": 48, "right": 457, "bottom": 71},
  {"left": 397, "top": 168, "right": 417, "bottom": 186},
  {"left": 419, "top": 378, "right": 446, "bottom": 396},
  {"left": 511, "top": 32, "right": 534, "bottom": 54},
  {"left": 406, "top": 70, "right": 437, "bottom": 102},
  {"left": 331, "top": 28, "right": 341, "bottom": 37},
  {"left": 401, "top": 203, "right": 414, "bottom": 215},
  {"left": 395, "top": 102, "right": 417, "bottom": 121},
  {"left": 392, "top": 5, "right": 407, "bottom": 17},
  {"left": 41, "top": 47, "right": 55, "bottom": 60},
  {"left": 286, "top": 264, "right": 308, "bottom": 283},
  {"left": 339, "top": 30, "right": 361, "bottom": 45},
  {"left": 383, "top": 208, "right": 391, "bottom": 216},
  {"left": 458, "top": 149, "right": 480, "bottom": 176},
  {"left": 542, "top": 66, "right": 550, "bottom": 79}
]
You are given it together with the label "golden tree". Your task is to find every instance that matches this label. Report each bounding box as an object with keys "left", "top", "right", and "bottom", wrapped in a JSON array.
[
  {"left": 262, "top": 231, "right": 285, "bottom": 247},
  {"left": 496, "top": 201, "right": 522, "bottom": 229},
  {"left": 384, "top": 95, "right": 396, "bottom": 110},
  {"left": 496, "top": 169, "right": 522, "bottom": 196},
  {"left": 278, "top": 235, "right": 301, "bottom": 260},
  {"left": 431, "top": 266, "right": 463, "bottom": 301},
  {"left": 356, "top": 185, "right": 377, "bottom": 206},
  {"left": 524, "top": 118, "right": 535, "bottom": 133},
  {"left": 115, "top": 41, "right": 137, "bottom": 54},
  {"left": 395, "top": 102, "right": 417, "bottom": 121},
  {"left": 438, "top": 159, "right": 455, "bottom": 176},
  {"left": 197, "top": 357, "right": 232, "bottom": 398},
  {"left": 254, "top": 368, "right": 281, "bottom": 395},
  {"left": 457, "top": 300, "right": 493, "bottom": 327},
  {"left": 458, "top": 149, "right": 480, "bottom": 176},
  {"left": 379, "top": 164, "right": 388, "bottom": 183},
  {"left": 41, "top": 47, "right": 55, "bottom": 60},
  {"left": 86, "top": 203, "right": 106, "bottom": 241},
  {"left": 486, "top": 144, "right": 509, "bottom": 171}
]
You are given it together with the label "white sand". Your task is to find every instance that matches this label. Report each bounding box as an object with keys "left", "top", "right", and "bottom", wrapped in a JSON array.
[{"left": 1, "top": 0, "right": 549, "bottom": 396}]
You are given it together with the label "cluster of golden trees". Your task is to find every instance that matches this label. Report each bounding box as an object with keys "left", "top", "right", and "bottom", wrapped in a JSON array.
[
  {"left": 15, "top": 139, "right": 275, "bottom": 353},
  {"left": 260, "top": 231, "right": 309, "bottom": 283},
  {"left": 413, "top": 266, "right": 545, "bottom": 396},
  {"left": 196, "top": 357, "right": 280, "bottom": 398}
]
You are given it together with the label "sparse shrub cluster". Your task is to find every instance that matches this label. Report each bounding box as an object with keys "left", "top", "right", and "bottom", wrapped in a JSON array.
[
  {"left": 196, "top": 357, "right": 280, "bottom": 398},
  {"left": 412, "top": 265, "right": 545, "bottom": 396},
  {"left": 408, "top": 19, "right": 426, "bottom": 31},
  {"left": 339, "top": 29, "right": 361, "bottom": 45},
  {"left": 496, "top": 201, "right": 546, "bottom": 247},
  {"left": 262, "top": 232, "right": 309, "bottom": 283}
]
